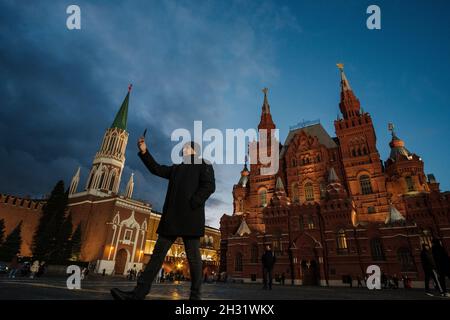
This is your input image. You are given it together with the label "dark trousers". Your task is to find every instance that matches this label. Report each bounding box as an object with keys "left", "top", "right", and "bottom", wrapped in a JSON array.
[
  {"left": 262, "top": 267, "right": 273, "bottom": 289},
  {"left": 137, "top": 235, "right": 202, "bottom": 299},
  {"left": 424, "top": 269, "right": 445, "bottom": 293}
]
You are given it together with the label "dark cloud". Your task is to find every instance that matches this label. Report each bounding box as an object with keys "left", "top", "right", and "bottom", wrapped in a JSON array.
[{"left": 0, "top": 0, "right": 301, "bottom": 227}]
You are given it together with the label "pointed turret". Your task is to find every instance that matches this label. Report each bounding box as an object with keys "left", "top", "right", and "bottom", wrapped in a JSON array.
[
  {"left": 385, "top": 204, "right": 406, "bottom": 224},
  {"left": 337, "top": 63, "right": 361, "bottom": 119},
  {"left": 69, "top": 167, "right": 81, "bottom": 195},
  {"left": 271, "top": 176, "right": 290, "bottom": 206},
  {"left": 125, "top": 172, "right": 134, "bottom": 198},
  {"left": 388, "top": 123, "right": 413, "bottom": 161},
  {"left": 275, "top": 176, "right": 285, "bottom": 191},
  {"left": 258, "top": 88, "right": 276, "bottom": 130},
  {"left": 235, "top": 218, "right": 251, "bottom": 236},
  {"left": 111, "top": 84, "right": 132, "bottom": 131},
  {"left": 328, "top": 167, "right": 339, "bottom": 183},
  {"left": 238, "top": 155, "right": 250, "bottom": 187}
]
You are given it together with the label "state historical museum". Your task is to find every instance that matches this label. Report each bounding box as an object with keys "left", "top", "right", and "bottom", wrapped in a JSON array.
[{"left": 220, "top": 65, "right": 450, "bottom": 286}]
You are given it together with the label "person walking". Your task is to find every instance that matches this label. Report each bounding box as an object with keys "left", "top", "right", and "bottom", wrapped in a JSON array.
[
  {"left": 8, "top": 254, "right": 20, "bottom": 279},
  {"left": 431, "top": 239, "right": 450, "bottom": 297},
  {"left": 420, "top": 243, "right": 443, "bottom": 296},
  {"left": 262, "top": 245, "right": 276, "bottom": 290},
  {"left": 357, "top": 275, "right": 363, "bottom": 288},
  {"left": 111, "top": 138, "right": 215, "bottom": 300},
  {"left": 29, "top": 260, "right": 40, "bottom": 279}
]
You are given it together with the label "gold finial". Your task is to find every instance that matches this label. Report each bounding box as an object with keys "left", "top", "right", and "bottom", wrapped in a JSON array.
[
  {"left": 336, "top": 63, "right": 344, "bottom": 71},
  {"left": 262, "top": 87, "right": 268, "bottom": 95}
]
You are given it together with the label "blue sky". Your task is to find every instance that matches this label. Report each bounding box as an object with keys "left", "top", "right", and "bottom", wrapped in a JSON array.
[{"left": 1, "top": 0, "right": 449, "bottom": 228}]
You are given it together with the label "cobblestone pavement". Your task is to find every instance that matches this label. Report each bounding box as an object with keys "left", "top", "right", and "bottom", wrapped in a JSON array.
[{"left": 0, "top": 275, "right": 446, "bottom": 300}]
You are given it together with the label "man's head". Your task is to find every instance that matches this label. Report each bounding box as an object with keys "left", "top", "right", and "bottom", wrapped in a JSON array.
[
  {"left": 182, "top": 141, "right": 201, "bottom": 157},
  {"left": 266, "top": 245, "right": 271, "bottom": 251}
]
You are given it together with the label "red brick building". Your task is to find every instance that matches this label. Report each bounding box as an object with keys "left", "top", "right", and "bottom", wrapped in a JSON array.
[{"left": 220, "top": 65, "right": 450, "bottom": 287}]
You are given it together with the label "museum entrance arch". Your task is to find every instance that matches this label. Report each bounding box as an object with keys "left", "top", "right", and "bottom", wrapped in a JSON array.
[{"left": 114, "top": 248, "right": 129, "bottom": 275}]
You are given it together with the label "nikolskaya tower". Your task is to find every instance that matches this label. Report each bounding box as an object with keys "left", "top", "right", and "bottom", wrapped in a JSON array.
[{"left": 69, "top": 84, "right": 134, "bottom": 197}]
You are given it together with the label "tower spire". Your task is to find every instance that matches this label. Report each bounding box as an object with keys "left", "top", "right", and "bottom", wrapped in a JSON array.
[
  {"left": 125, "top": 172, "right": 134, "bottom": 198},
  {"left": 258, "top": 87, "right": 275, "bottom": 130},
  {"left": 262, "top": 87, "right": 270, "bottom": 114},
  {"left": 69, "top": 167, "right": 81, "bottom": 195},
  {"left": 111, "top": 84, "right": 132, "bottom": 131},
  {"left": 336, "top": 63, "right": 361, "bottom": 119}
]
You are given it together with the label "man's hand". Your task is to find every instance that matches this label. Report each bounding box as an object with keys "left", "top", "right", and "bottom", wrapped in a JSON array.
[{"left": 137, "top": 137, "right": 147, "bottom": 154}]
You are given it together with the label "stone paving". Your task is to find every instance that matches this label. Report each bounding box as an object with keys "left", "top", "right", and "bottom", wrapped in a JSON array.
[{"left": 0, "top": 275, "right": 446, "bottom": 300}]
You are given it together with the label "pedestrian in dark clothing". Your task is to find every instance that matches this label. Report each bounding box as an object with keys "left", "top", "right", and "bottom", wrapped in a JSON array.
[
  {"left": 357, "top": 276, "right": 363, "bottom": 288},
  {"left": 420, "top": 243, "right": 444, "bottom": 295},
  {"left": 431, "top": 239, "right": 450, "bottom": 297},
  {"left": 281, "top": 272, "right": 285, "bottom": 285},
  {"left": 392, "top": 274, "right": 399, "bottom": 289},
  {"left": 262, "top": 245, "right": 276, "bottom": 290},
  {"left": 111, "top": 138, "right": 215, "bottom": 300}
]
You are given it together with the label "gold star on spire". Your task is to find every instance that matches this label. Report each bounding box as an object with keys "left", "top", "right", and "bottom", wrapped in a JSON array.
[{"left": 336, "top": 63, "right": 344, "bottom": 71}]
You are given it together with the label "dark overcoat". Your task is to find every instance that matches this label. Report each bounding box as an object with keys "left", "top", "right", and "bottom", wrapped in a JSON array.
[{"left": 138, "top": 150, "right": 215, "bottom": 237}]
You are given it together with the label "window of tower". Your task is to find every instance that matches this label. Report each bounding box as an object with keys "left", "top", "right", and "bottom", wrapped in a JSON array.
[
  {"left": 370, "top": 238, "right": 386, "bottom": 261},
  {"left": 250, "top": 243, "right": 258, "bottom": 263},
  {"left": 87, "top": 171, "right": 95, "bottom": 189},
  {"left": 304, "top": 182, "right": 314, "bottom": 201},
  {"left": 307, "top": 215, "right": 315, "bottom": 229},
  {"left": 336, "top": 229, "right": 348, "bottom": 254},
  {"left": 291, "top": 183, "right": 299, "bottom": 203},
  {"left": 109, "top": 172, "right": 116, "bottom": 191},
  {"left": 259, "top": 189, "right": 267, "bottom": 207},
  {"left": 98, "top": 170, "right": 106, "bottom": 189},
  {"left": 359, "top": 175, "right": 373, "bottom": 195},
  {"left": 405, "top": 176, "right": 415, "bottom": 192},
  {"left": 320, "top": 181, "right": 327, "bottom": 199}
]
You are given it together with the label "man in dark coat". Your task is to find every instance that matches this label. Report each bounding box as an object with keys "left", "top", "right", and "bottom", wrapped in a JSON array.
[
  {"left": 420, "top": 243, "right": 442, "bottom": 295},
  {"left": 262, "top": 245, "right": 276, "bottom": 290},
  {"left": 111, "top": 137, "right": 215, "bottom": 300},
  {"left": 431, "top": 239, "right": 450, "bottom": 296}
]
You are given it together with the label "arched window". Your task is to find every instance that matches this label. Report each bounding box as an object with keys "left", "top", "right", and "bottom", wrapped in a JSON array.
[
  {"left": 363, "top": 146, "right": 368, "bottom": 155},
  {"left": 259, "top": 189, "right": 267, "bottom": 207},
  {"left": 292, "top": 158, "right": 297, "bottom": 167},
  {"left": 359, "top": 175, "right": 373, "bottom": 195},
  {"left": 239, "top": 199, "right": 244, "bottom": 212},
  {"left": 291, "top": 183, "right": 299, "bottom": 203},
  {"left": 397, "top": 248, "right": 416, "bottom": 271},
  {"left": 370, "top": 238, "right": 385, "bottom": 261},
  {"left": 98, "top": 170, "right": 107, "bottom": 189},
  {"left": 250, "top": 243, "right": 258, "bottom": 263},
  {"left": 319, "top": 181, "right": 327, "bottom": 199},
  {"left": 336, "top": 229, "right": 348, "bottom": 254},
  {"left": 299, "top": 215, "right": 304, "bottom": 231},
  {"left": 235, "top": 252, "right": 243, "bottom": 272},
  {"left": 109, "top": 172, "right": 116, "bottom": 191},
  {"left": 307, "top": 215, "right": 315, "bottom": 229},
  {"left": 405, "top": 176, "right": 415, "bottom": 192},
  {"left": 87, "top": 169, "right": 95, "bottom": 189},
  {"left": 304, "top": 182, "right": 314, "bottom": 201}
]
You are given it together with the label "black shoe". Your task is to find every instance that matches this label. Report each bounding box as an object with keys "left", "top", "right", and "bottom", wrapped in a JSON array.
[{"left": 111, "top": 288, "right": 139, "bottom": 300}]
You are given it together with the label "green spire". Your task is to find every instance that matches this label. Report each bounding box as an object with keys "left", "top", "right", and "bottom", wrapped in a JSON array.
[{"left": 110, "top": 84, "right": 132, "bottom": 130}]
